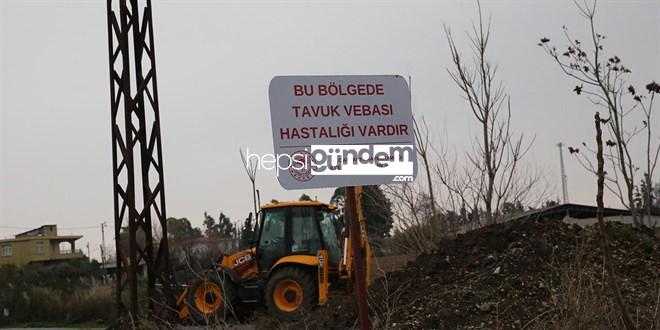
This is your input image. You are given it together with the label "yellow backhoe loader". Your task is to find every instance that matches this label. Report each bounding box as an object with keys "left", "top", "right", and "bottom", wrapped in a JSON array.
[{"left": 176, "top": 198, "right": 372, "bottom": 321}]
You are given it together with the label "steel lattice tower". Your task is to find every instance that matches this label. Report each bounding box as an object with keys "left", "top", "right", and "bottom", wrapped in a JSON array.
[{"left": 105, "top": 0, "right": 173, "bottom": 320}]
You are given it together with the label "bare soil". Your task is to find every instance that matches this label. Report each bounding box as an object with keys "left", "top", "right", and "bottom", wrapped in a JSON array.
[{"left": 285, "top": 218, "right": 660, "bottom": 329}]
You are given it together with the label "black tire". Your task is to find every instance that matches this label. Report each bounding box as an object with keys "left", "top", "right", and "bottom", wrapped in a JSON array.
[
  {"left": 186, "top": 271, "right": 236, "bottom": 324},
  {"left": 265, "top": 267, "right": 317, "bottom": 320}
]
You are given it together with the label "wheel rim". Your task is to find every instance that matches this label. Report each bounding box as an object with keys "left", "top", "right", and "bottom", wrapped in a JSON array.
[
  {"left": 273, "top": 279, "right": 303, "bottom": 312},
  {"left": 193, "top": 281, "right": 223, "bottom": 315}
]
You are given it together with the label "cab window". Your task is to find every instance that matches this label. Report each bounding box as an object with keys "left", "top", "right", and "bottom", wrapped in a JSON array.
[
  {"left": 319, "top": 210, "right": 341, "bottom": 266},
  {"left": 257, "top": 209, "right": 286, "bottom": 270},
  {"left": 290, "top": 206, "right": 320, "bottom": 254}
]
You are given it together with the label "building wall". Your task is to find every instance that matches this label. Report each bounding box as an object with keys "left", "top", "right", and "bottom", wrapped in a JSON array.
[
  {"left": 0, "top": 238, "right": 81, "bottom": 267},
  {"left": 0, "top": 240, "right": 41, "bottom": 266}
]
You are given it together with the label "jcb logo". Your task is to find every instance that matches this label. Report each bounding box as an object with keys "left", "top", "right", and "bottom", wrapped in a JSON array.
[{"left": 233, "top": 254, "right": 252, "bottom": 266}]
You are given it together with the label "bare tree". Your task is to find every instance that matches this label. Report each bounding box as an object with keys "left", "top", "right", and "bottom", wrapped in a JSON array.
[
  {"left": 594, "top": 112, "right": 635, "bottom": 330},
  {"left": 443, "top": 1, "right": 535, "bottom": 224},
  {"left": 384, "top": 183, "right": 441, "bottom": 254},
  {"left": 414, "top": 116, "right": 438, "bottom": 220},
  {"left": 539, "top": 0, "right": 660, "bottom": 226},
  {"left": 239, "top": 149, "right": 259, "bottom": 218},
  {"left": 638, "top": 82, "right": 660, "bottom": 225},
  {"left": 386, "top": 2, "right": 549, "bottom": 250},
  {"left": 383, "top": 120, "right": 451, "bottom": 254}
]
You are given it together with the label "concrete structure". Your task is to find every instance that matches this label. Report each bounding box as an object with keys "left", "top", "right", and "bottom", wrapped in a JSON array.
[
  {"left": 0, "top": 225, "right": 84, "bottom": 267},
  {"left": 506, "top": 203, "right": 660, "bottom": 229}
]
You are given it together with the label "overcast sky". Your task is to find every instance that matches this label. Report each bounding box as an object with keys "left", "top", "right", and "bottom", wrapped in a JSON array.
[{"left": 1, "top": 0, "right": 658, "bottom": 260}]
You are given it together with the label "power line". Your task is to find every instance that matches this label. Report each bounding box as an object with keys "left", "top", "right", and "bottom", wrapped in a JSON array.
[{"left": 0, "top": 225, "right": 113, "bottom": 231}]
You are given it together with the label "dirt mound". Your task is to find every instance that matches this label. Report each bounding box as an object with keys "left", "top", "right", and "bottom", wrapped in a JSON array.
[{"left": 297, "top": 218, "right": 660, "bottom": 329}]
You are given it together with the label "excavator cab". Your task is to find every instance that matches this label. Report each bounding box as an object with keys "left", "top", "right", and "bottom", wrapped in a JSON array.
[
  {"left": 256, "top": 202, "right": 341, "bottom": 272},
  {"left": 177, "top": 200, "right": 355, "bottom": 321}
]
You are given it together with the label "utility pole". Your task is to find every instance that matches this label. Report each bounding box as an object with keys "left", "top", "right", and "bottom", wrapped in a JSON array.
[
  {"left": 100, "top": 222, "right": 107, "bottom": 264},
  {"left": 557, "top": 142, "right": 569, "bottom": 204},
  {"left": 346, "top": 186, "right": 370, "bottom": 330},
  {"left": 86, "top": 242, "right": 91, "bottom": 260}
]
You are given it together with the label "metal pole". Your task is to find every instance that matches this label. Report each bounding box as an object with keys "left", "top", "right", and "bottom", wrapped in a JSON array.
[
  {"left": 557, "top": 142, "right": 569, "bottom": 203},
  {"left": 346, "top": 186, "right": 370, "bottom": 330},
  {"left": 100, "top": 222, "right": 106, "bottom": 265}
]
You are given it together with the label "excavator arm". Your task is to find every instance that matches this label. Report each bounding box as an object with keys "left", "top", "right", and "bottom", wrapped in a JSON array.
[{"left": 338, "top": 186, "right": 372, "bottom": 286}]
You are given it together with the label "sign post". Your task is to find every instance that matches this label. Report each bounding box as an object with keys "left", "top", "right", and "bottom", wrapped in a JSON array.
[
  {"left": 346, "top": 185, "right": 370, "bottom": 330},
  {"left": 268, "top": 75, "right": 416, "bottom": 330}
]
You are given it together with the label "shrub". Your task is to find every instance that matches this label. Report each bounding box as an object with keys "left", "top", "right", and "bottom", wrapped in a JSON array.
[{"left": 0, "top": 260, "right": 112, "bottom": 326}]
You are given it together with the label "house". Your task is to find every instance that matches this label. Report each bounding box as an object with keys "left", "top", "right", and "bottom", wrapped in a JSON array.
[
  {"left": 171, "top": 236, "right": 239, "bottom": 263},
  {"left": 0, "top": 225, "right": 84, "bottom": 267}
]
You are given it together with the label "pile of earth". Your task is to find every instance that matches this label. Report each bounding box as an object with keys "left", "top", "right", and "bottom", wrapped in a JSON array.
[{"left": 290, "top": 218, "right": 660, "bottom": 329}]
